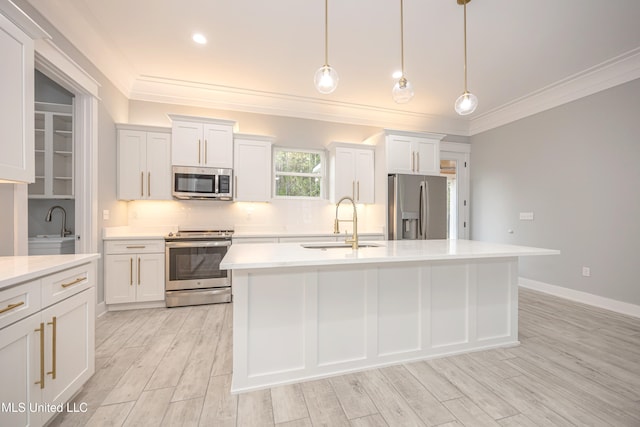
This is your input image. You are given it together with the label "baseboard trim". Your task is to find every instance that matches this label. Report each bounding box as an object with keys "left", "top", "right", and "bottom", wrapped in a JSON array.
[
  {"left": 519, "top": 277, "right": 640, "bottom": 319},
  {"left": 96, "top": 302, "right": 107, "bottom": 318}
]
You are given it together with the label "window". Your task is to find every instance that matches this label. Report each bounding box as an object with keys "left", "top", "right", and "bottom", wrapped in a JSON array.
[{"left": 273, "top": 148, "right": 325, "bottom": 198}]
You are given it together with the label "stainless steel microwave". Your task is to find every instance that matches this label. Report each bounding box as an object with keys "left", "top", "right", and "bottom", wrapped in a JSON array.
[{"left": 172, "top": 166, "right": 233, "bottom": 200}]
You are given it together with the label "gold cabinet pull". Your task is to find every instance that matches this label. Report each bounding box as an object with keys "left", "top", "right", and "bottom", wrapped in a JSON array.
[
  {"left": 61, "top": 277, "right": 85, "bottom": 288},
  {"left": 47, "top": 317, "right": 57, "bottom": 380},
  {"left": 416, "top": 152, "right": 420, "bottom": 172},
  {"left": 126, "top": 245, "right": 146, "bottom": 249},
  {"left": 130, "top": 257, "right": 133, "bottom": 286},
  {"left": 148, "top": 172, "right": 151, "bottom": 197},
  {"left": 0, "top": 301, "right": 24, "bottom": 314},
  {"left": 34, "top": 322, "right": 45, "bottom": 389},
  {"left": 140, "top": 172, "right": 144, "bottom": 197},
  {"left": 198, "top": 139, "right": 201, "bottom": 164},
  {"left": 412, "top": 152, "right": 415, "bottom": 172},
  {"left": 234, "top": 176, "right": 238, "bottom": 198},
  {"left": 204, "top": 140, "right": 208, "bottom": 164},
  {"left": 357, "top": 181, "right": 360, "bottom": 201},
  {"left": 137, "top": 257, "right": 141, "bottom": 285}
]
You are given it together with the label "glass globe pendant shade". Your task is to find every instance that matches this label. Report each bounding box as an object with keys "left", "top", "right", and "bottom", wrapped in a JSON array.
[
  {"left": 392, "top": 77, "right": 414, "bottom": 104},
  {"left": 454, "top": 91, "right": 478, "bottom": 115},
  {"left": 314, "top": 65, "right": 339, "bottom": 94}
]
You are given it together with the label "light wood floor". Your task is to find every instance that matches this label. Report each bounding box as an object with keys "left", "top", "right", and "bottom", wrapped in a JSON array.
[{"left": 50, "top": 288, "right": 640, "bottom": 427}]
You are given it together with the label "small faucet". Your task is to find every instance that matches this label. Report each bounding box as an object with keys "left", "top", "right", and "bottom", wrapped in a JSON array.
[
  {"left": 334, "top": 196, "right": 359, "bottom": 249},
  {"left": 45, "top": 205, "right": 72, "bottom": 238}
]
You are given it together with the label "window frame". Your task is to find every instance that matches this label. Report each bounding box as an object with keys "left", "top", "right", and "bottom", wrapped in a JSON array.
[{"left": 272, "top": 147, "right": 326, "bottom": 200}]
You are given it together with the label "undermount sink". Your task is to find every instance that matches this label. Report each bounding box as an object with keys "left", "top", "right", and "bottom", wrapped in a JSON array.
[
  {"left": 28, "top": 235, "right": 76, "bottom": 255},
  {"left": 301, "top": 242, "right": 384, "bottom": 249}
]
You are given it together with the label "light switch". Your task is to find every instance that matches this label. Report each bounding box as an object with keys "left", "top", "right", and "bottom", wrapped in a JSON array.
[{"left": 103, "top": 209, "right": 110, "bottom": 220}]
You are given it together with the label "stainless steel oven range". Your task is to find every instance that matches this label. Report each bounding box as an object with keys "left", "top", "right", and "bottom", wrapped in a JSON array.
[{"left": 165, "top": 229, "right": 233, "bottom": 307}]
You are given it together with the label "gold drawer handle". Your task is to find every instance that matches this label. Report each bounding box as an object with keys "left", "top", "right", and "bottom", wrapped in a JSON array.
[
  {"left": 126, "top": 245, "right": 146, "bottom": 249},
  {"left": 0, "top": 301, "right": 25, "bottom": 314},
  {"left": 35, "top": 322, "right": 45, "bottom": 389},
  {"left": 61, "top": 277, "right": 86, "bottom": 288},
  {"left": 47, "top": 316, "right": 57, "bottom": 380}
]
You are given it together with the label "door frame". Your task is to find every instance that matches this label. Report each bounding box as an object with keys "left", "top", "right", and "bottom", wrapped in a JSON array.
[
  {"left": 440, "top": 142, "right": 470, "bottom": 240},
  {"left": 34, "top": 39, "right": 99, "bottom": 254}
]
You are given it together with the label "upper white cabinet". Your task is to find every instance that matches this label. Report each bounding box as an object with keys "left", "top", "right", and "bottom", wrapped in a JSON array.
[
  {"left": 117, "top": 124, "right": 171, "bottom": 201},
  {"left": 169, "top": 115, "right": 236, "bottom": 168},
  {"left": 328, "top": 142, "right": 375, "bottom": 203},
  {"left": 29, "top": 103, "right": 74, "bottom": 198},
  {"left": 0, "top": 7, "right": 48, "bottom": 183},
  {"left": 233, "top": 134, "right": 273, "bottom": 202},
  {"left": 386, "top": 133, "right": 442, "bottom": 175},
  {"left": 365, "top": 130, "right": 445, "bottom": 176}
]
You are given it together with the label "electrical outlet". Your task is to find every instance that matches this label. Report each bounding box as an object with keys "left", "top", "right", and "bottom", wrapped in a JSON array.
[
  {"left": 519, "top": 212, "right": 534, "bottom": 221},
  {"left": 582, "top": 267, "right": 591, "bottom": 277},
  {"left": 103, "top": 210, "right": 110, "bottom": 220}
]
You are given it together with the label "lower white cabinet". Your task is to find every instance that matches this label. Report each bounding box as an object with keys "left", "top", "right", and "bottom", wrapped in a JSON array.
[
  {"left": 0, "top": 260, "right": 96, "bottom": 427},
  {"left": 104, "top": 239, "right": 165, "bottom": 305}
]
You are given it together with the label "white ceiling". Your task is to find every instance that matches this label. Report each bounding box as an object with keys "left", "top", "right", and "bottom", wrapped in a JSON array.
[{"left": 26, "top": 0, "right": 640, "bottom": 135}]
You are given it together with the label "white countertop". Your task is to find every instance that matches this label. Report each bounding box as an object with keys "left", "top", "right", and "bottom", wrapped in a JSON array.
[
  {"left": 220, "top": 239, "right": 560, "bottom": 270},
  {"left": 0, "top": 254, "right": 100, "bottom": 290}
]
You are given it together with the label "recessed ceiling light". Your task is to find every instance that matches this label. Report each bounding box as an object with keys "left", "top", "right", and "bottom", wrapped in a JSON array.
[
  {"left": 392, "top": 70, "right": 403, "bottom": 79},
  {"left": 192, "top": 33, "right": 207, "bottom": 45}
]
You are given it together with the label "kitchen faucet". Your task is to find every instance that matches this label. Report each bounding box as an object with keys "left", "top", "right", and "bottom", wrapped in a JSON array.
[
  {"left": 333, "top": 196, "right": 359, "bottom": 249},
  {"left": 45, "top": 205, "right": 72, "bottom": 238}
]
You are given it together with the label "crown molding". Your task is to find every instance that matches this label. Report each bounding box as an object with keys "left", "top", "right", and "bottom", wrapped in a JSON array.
[
  {"left": 469, "top": 48, "right": 640, "bottom": 135},
  {"left": 129, "top": 75, "right": 470, "bottom": 136}
]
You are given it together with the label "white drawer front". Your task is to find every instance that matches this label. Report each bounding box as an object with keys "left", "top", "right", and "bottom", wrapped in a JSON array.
[
  {"left": 41, "top": 262, "right": 95, "bottom": 307},
  {"left": 0, "top": 280, "right": 41, "bottom": 330},
  {"left": 104, "top": 239, "right": 165, "bottom": 254}
]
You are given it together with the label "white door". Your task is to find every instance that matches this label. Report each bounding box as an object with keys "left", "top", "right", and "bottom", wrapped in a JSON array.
[
  {"left": 104, "top": 254, "right": 136, "bottom": 304},
  {"left": 440, "top": 150, "right": 470, "bottom": 239},
  {"left": 203, "top": 124, "right": 233, "bottom": 168},
  {"left": 172, "top": 121, "right": 202, "bottom": 166},
  {"left": 334, "top": 147, "right": 356, "bottom": 200},
  {"left": 354, "top": 149, "right": 374, "bottom": 203},
  {"left": 414, "top": 139, "right": 439, "bottom": 176},
  {"left": 117, "top": 130, "right": 145, "bottom": 200},
  {"left": 386, "top": 136, "right": 413, "bottom": 174},
  {"left": 145, "top": 132, "right": 171, "bottom": 200},
  {"left": 234, "top": 139, "right": 271, "bottom": 202},
  {"left": 136, "top": 253, "right": 165, "bottom": 302}
]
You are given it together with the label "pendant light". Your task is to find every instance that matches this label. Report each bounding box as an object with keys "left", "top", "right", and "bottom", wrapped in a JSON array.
[
  {"left": 392, "top": 0, "right": 414, "bottom": 103},
  {"left": 314, "top": 0, "right": 338, "bottom": 94},
  {"left": 454, "top": 0, "right": 478, "bottom": 115}
]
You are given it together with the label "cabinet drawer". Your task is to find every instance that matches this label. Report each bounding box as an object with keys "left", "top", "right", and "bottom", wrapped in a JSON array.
[
  {"left": 104, "top": 239, "right": 165, "bottom": 254},
  {"left": 0, "top": 280, "right": 41, "bottom": 330},
  {"left": 41, "top": 262, "right": 95, "bottom": 307}
]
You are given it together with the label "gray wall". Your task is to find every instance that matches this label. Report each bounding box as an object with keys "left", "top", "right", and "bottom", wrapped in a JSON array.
[{"left": 470, "top": 78, "right": 640, "bottom": 305}]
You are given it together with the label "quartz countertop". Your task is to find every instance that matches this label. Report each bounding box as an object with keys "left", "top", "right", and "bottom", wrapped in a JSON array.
[
  {"left": 220, "top": 239, "right": 560, "bottom": 270},
  {"left": 0, "top": 254, "right": 100, "bottom": 290}
]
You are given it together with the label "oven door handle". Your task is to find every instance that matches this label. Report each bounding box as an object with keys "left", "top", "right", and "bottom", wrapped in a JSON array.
[{"left": 165, "top": 240, "right": 232, "bottom": 248}]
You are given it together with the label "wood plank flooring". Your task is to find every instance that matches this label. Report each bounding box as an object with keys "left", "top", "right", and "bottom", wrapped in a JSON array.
[{"left": 49, "top": 288, "right": 640, "bottom": 426}]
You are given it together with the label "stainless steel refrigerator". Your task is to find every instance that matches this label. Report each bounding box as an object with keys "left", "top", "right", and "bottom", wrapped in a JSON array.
[{"left": 387, "top": 174, "right": 447, "bottom": 240}]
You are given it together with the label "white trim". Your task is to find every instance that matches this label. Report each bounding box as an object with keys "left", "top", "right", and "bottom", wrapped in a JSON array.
[
  {"left": 0, "top": 0, "right": 49, "bottom": 39},
  {"left": 470, "top": 48, "right": 640, "bottom": 135},
  {"left": 440, "top": 141, "right": 471, "bottom": 153},
  {"left": 519, "top": 277, "right": 640, "bottom": 319},
  {"left": 35, "top": 39, "right": 100, "bottom": 98},
  {"left": 96, "top": 301, "right": 107, "bottom": 318},
  {"left": 132, "top": 76, "right": 470, "bottom": 136}
]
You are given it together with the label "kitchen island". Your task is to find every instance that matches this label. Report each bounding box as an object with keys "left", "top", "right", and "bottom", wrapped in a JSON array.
[{"left": 220, "top": 239, "right": 558, "bottom": 393}]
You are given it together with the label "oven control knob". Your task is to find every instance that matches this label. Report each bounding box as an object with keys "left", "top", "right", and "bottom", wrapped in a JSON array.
[{"left": 167, "top": 232, "right": 174, "bottom": 237}]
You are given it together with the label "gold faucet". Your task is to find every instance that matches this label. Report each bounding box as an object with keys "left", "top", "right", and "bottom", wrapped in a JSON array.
[{"left": 334, "top": 196, "right": 359, "bottom": 249}]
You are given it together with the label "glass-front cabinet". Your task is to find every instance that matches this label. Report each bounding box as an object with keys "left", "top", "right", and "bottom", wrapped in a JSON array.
[{"left": 29, "top": 102, "right": 74, "bottom": 198}]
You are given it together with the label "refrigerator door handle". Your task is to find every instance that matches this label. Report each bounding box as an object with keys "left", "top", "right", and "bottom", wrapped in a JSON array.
[{"left": 419, "top": 181, "right": 429, "bottom": 239}]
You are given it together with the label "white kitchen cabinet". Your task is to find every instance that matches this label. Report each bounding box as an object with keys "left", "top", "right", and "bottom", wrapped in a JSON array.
[
  {"left": 328, "top": 142, "right": 375, "bottom": 203},
  {"left": 0, "top": 258, "right": 96, "bottom": 427},
  {"left": 104, "top": 239, "right": 165, "bottom": 305},
  {"left": 117, "top": 124, "right": 171, "bottom": 201},
  {"left": 0, "top": 8, "right": 47, "bottom": 183},
  {"left": 233, "top": 134, "right": 273, "bottom": 202},
  {"left": 386, "top": 133, "right": 441, "bottom": 175},
  {"left": 29, "top": 103, "right": 74, "bottom": 198},
  {"left": 169, "top": 115, "right": 236, "bottom": 168}
]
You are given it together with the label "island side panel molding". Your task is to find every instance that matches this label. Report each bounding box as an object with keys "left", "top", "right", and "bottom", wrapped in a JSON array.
[
  {"left": 377, "top": 265, "right": 421, "bottom": 356},
  {"left": 230, "top": 257, "right": 519, "bottom": 394}
]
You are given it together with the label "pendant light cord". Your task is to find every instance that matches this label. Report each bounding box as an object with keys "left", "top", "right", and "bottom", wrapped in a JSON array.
[
  {"left": 324, "top": 0, "right": 329, "bottom": 66},
  {"left": 463, "top": 0, "right": 468, "bottom": 92},
  {"left": 400, "top": 0, "right": 405, "bottom": 76}
]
